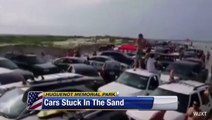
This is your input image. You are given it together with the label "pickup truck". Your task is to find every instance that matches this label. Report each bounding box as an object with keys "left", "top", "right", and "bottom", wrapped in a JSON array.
[
  {"left": 98, "top": 69, "right": 169, "bottom": 96},
  {"left": 126, "top": 80, "right": 212, "bottom": 120}
]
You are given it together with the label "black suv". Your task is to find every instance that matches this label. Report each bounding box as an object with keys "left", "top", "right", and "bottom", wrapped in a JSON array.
[
  {"left": 0, "top": 68, "right": 25, "bottom": 85},
  {"left": 0, "top": 57, "right": 33, "bottom": 80},
  {"left": 100, "top": 51, "right": 133, "bottom": 65},
  {"left": 5, "top": 54, "right": 59, "bottom": 76},
  {"left": 166, "top": 61, "right": 208, "bottom": 82},
  {"left": 53, "top": 57, "right": 87, "bottom": 71}
]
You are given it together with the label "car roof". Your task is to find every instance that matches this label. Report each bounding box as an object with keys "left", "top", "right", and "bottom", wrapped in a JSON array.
[
  {"left": 187, "top": 48, "right": 202, "bottom": 51},
  {"left": 101, "top": 51, "right": 122, "bottom": 54},
  {"left": 154, "top": 52, "right": 180, "bottom": 56},
  {"left": 174, "top": 60, "right": 199, "bottom": 66},
  {"left": 24, "top": 54, "right": 37, "bottom": 57},
  {"left": 125, "top": 69, "right": 154, "bottom": 77},
  {"left": 159, "top": 80, "right": 205, "bottom": 95},
  {"left": 62, "top": 57, "right": 84, "bottom": 60},
  {"left": 71, "top": 64, "right": 96, "bottom": 70},
  {"left": 183, "top": 57, "right": 202, "bottom": 62},
  {"left": 32, "top": 72, "right": 82, "bottom": 82},
  {"left": 91, "top": 55, "right": 112, "bottom": 59}
]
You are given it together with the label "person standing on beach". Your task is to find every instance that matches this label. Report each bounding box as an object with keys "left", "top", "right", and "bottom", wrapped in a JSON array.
[
  {"left": 147, "top": 53, "right": 158, "bottom": 74},
  {"left": 207, "top": 51, "right": 210, "bottom": 62},
  {"left": 133, "top": 33, "right": 147, "bottom": 70}
]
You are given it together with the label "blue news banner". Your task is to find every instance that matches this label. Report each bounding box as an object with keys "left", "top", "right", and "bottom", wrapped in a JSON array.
[
  {"left": 42, "top": 97, "right": 153, "bottom": 110},
  {"left": 27, "top": 92, "right": 178, "bottom": 110}
]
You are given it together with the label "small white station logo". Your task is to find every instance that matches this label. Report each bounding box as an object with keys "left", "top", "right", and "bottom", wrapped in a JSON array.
[{"left": 193, "top": 111, "right": 207, "bottom": 116}]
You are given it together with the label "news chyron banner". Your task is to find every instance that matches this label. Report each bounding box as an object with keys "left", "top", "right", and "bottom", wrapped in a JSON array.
[{"left": 27, "top": 92, "right": 178, "bottom": 110}]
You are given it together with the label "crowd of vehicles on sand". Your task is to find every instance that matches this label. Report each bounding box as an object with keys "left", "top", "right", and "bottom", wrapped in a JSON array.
[{"left": 0, "top": 41, "right": 211, "bottom": 120}]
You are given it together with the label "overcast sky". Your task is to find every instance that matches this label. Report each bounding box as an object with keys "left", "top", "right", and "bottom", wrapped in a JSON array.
[{"left": 0, "top": 0, "right": 212, "bottom": 40}]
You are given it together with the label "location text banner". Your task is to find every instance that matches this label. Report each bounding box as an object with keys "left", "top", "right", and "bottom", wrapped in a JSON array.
[
  {"left": 27, "top": 92, "right": 178, "bottom": 110},
  {"left": 42, "top": 97, "right": 154, "bottom": 110}
]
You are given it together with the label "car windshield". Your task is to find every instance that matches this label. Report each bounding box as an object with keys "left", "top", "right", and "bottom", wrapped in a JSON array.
[
  {"left": 117, "top": 71, "right": 149, "bottom": 90},
  {"left": 0, "top": 88, "right": 26, "bottom": 118},
  {"left": 152, "top": 88, "right": 189, "bottom": 113},
  {"left": 0, "top": 60, "right": 18, "bottom": 69},
  {"left": 26, "top": 56, "right": 45, "bottom": 64}
]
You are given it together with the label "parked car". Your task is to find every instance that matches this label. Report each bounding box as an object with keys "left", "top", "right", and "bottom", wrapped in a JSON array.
[
  {"left": 88, "top": 56, "right": 127, "bottom": 82},
  {"left": 24, "top": 73, "right": 105, "bottom": 100},
  {"left": 183, "top": 57, "right": 205, "bottom": 68},
  {"left": 67, "top": 64, "right": 103, "bottom": 81},
  {"left": 0, "top": 68, "right": 26, "bottom": 85},
  {"left": 88, "top": 56, "right": 114, "bottom": 71},
  {"left": 126, "top": 80, "right": 211, "bottom": 120},
  {"left": 183, "top": 50, "right": 198, "bottom": 58},
  {"left": 154, "top": 47, "right": 171, "bottom": 54},
  {"left": 0, "top": 57, "right": 33, "bottom": 80},
  {"left": 166, "top": 61, "right": 208, "bottom": 82},
  {"left": 0, "top": 72, "right": 82, "bottom": 92},
  {"left": 100, "top": 51, "right": 134, "bottom": 65},
  {"left": 101, "top": 60, "right": 127, "bottom": 83},
  {"left": 185, "top": 48, "right": 204, "bottom": 57},
  {"left": 154, "top": 52, "right": 180, "bottom": 71},
  {"left": 0, "top": 83, "right": 95, "bottom": 120},
  {"left": 53, "top": 57, "right": 87, "bottom": 71},
  {"left": 5, "top": 54, "right": 59, "bottom": 76},
  {"left": 98, "top": 69, "right": 161, "bottom": 96}
]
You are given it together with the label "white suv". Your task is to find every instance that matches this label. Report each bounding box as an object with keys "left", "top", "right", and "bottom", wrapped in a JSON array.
[
  {"left": 98, "top": 69, "right": 162, "bottom": 96},
  {"left": 126, "top": 80, "right": 212, "bottom": 120}
]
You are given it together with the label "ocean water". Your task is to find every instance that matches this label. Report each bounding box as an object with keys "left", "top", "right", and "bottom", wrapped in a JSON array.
[{"left": 192, "top": 41, "right": 212, "bottom": 52}]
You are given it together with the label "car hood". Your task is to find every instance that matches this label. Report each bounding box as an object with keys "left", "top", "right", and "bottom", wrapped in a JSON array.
[
  {"left": 126, "top": 110, "right": 185, "bottom": 120},
  {"left": 12, "top": 69, "right": 33, "bottom": 80},
  {"left": 98, "top": 82, "right": 144, "bottom": 96},
  {"left": 34, "top": 62, "right": 56, "bottom": 69},
  {"left": 13, "top": 69, "right": 33, "bottom": 76}
]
